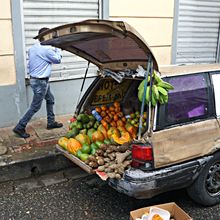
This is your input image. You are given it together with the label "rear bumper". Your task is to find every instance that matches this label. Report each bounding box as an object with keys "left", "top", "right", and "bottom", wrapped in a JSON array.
[{"left": 108, "top": 156, "right": 212, "bottom": 199}]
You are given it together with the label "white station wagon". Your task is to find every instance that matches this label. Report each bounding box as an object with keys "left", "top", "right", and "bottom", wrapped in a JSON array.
[{"left": 37, "top": 20, "right": 220, "bottom": 206}]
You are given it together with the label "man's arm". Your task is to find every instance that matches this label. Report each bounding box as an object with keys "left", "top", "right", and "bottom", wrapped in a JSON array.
[{"left": 45, "top": 48, "right": 62, "bottom": 64}]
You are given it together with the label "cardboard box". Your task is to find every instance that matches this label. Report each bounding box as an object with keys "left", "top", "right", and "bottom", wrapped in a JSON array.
[{"left": 130, "top": 202, "right": 192, "bottom": 220}]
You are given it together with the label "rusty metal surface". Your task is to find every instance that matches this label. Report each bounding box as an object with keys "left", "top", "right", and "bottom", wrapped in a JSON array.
[{"left": 152, "top": 119, "right": 220, "bottom": 168}]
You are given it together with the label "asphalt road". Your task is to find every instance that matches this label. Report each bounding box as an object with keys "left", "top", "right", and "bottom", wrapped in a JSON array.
[{"left": 0, "top": 168, "right": 219, "bottom": 220}]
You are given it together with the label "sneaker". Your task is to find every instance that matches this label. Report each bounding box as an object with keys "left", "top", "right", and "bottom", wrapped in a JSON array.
[
  {"left": 13, "top": 127, "right": 30, "bottom": 138},
  {"left": 47, "top": 121, "right": 63, "bottom": 130}
]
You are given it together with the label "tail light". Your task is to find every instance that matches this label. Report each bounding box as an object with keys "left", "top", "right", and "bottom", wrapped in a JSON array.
[{"left": 131, "top": 144, "right": 153, "bottom": 168}]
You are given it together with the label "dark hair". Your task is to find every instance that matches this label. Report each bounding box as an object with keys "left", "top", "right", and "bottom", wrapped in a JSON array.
[{"left": 38, "top": 27, "right": 49, "bottom": 42}]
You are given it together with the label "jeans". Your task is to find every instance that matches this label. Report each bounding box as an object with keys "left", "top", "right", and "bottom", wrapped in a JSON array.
[{"left": 16, "top": 78, "right": 55, "bottom": 130}]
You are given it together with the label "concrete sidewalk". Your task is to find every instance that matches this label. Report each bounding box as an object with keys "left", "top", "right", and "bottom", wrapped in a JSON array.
[{"left": 0, "top": 114, "right": 79, "bottom": 183}]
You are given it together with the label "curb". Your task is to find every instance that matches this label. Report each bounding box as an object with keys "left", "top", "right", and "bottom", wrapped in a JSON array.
[{"left": 0, "top": 151, "right": 74, "bottom": 183}]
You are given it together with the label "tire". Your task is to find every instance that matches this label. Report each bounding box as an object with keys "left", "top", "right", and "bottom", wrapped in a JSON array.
[{"left": 187, "top": 151, "right": 220, "bottom": 206}]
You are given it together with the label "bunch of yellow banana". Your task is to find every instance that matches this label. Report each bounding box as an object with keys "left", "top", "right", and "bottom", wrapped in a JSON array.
[{"left": 138, "top": 71, "right": 174, "bottom": 106}]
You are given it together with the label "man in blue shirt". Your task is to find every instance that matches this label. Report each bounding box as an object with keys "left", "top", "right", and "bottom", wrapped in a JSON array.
[{"left": 13, "top": 27, "right": 63, "bottom": 138}]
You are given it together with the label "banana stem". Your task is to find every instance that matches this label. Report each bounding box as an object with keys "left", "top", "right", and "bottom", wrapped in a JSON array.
[
  {"left": 147, "top": 62, "right": 154, "bottom": 135},
  {"left": 138, "top": 55, "right": 152, "bottom": 140}
]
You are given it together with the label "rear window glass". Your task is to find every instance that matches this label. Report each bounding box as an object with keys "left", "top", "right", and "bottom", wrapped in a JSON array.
[
  {"left": 74, "top": 36, "right": 146, "bottom": 62},
  {"left": 161, "top": 73, "right": 209, "bottom": 126}
]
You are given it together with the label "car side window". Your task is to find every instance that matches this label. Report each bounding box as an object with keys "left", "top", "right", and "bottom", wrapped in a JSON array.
[{"left": 157, "top": 73, "right": 210, "bottom": 128}]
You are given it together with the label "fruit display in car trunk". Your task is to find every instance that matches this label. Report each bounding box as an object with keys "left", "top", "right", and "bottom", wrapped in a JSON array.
[{"left": 57, "top": 98, "right": 150, "bottom": 179}]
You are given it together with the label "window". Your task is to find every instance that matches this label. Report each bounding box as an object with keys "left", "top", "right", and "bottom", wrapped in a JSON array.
[{"left": 157, "top": 73, "right": 211, "bottom": 128}]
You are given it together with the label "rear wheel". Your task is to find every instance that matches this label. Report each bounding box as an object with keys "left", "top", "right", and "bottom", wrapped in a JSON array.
[{"left": 187, "top": 152, "right": 220, "bottom": 206}]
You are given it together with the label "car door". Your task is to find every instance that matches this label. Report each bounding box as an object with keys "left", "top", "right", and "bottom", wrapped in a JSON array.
[{"left": 152, "top": 71, "right": 220, "bottom": 168}]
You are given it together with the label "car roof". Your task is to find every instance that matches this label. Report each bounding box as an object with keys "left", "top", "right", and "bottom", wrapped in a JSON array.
[{"left": 159, "top": 63, "right": 220, "bottom": 77}]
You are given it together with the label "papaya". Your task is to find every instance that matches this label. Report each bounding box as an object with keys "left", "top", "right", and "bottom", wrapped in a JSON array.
[
  {"left": 66, "top": 138, "right": 82, "bottom": 155},
  {"left": 92, "top": 130, "right": 105, "bottom": 143},
  {"left": 98, "top": 124, "right": 108, "bottom": 139},
  {"left": 125, "top": 123, "right": 137, "bottom": 139},
  {"left": 117, "top": 126, "right": 127, "bottom": 133},
  {"left": 75, "top": 134, "right": 91, "bottom": 145},
  {"left": 112, "top": 131, "right": 131, "bottom": 145},
  {"left": 58, "top": 137, "right": 69, "bottom": 150},
  {"left": 107, "top": 127, "right": 120, "bottom": 139}
]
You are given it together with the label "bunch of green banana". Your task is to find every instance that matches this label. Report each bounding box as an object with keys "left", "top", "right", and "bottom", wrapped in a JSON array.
[{"left": 138, "top": 71, "right": 174, "bottom": 106}]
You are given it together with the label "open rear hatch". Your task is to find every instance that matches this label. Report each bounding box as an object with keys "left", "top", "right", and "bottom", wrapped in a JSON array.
[{"left": 36, "top": 19, "right": 158, "bottom": 72}]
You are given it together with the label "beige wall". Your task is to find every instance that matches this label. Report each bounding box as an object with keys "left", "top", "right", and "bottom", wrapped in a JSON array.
[
  {"left": 0, "top": 0, "right": 16, "bottom": 85},
  {"left": 109, "top": 0, "right": 174, "bottom": 66}
]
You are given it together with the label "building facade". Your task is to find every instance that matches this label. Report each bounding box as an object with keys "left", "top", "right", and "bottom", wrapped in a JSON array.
[{"left": 0, "top": 0, "right": 220, "bottom": 127}]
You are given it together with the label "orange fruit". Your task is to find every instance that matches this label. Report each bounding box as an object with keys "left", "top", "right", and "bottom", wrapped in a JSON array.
[
  {"left": 100, "top": 111, "right": 107, "bottom": 117},
  {"left": 101, "top": 105, "right": 107, "bottom": 111},
  {"left": 109, "top": 106, "right": 115, "bottom": 112},
  {"left": 113, "top": 115, "right": 119, "bottom": 122},
  {"left": 95, "top": 107, "right": 101, "bottom": 113},
  {"left": 122, "top": 117, "right": 127, "bottom": 122},
  {"left": 115, "top": 107, "right": 121, "bottom": 113},
  {"left": 113, "top": 101, "right": 120, "bottom": 108}
]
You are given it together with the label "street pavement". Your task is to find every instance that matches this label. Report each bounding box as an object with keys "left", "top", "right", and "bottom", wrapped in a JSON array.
[{"left": 0, "top": 168, "right": 220, "bottom": 220}]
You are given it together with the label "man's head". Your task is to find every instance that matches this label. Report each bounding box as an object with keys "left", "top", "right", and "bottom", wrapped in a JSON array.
[{"left": 38, "top": 27, "right": 49, "bottom": 42}]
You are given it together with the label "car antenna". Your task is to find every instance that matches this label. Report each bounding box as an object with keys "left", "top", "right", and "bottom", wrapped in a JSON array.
[
  {"left": 138, "top": 55, "right": 152, "bottom": 140},
  {"left": 74, "top": 61, "right": 90, "bottom": 116}
]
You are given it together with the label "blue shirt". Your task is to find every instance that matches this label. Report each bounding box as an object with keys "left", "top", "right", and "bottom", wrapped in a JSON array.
[{"left": 28, "top": 42, "right": 62, "bottom": 78}]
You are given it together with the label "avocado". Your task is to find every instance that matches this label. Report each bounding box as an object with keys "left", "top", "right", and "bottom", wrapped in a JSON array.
[
  {"left": 89, "top": 115, "right": 95, "bottom": 122},
  {"left": 95, "top": 140, "right": 104, "bottom": 148},
  {"left": 77, "top": 114, "right": 90, "bottom": 124},
  {"left": 86, "top": 121, "right": 94, "bottom": 129},
  {"left": 69, "top": 121, "right": 77, "bottom": 129},
  {"left": 104, "top": 139, "right": 111, "bottom": 145},
  {"left": 76, "top": 149, "right": 83, "bottom": 158},
  {"left": 91, "top": 143, "right": 99, "bottom": 150},
  {"left": 65, "top": 127, "right": 79, "bottom": 138},
  {"left": 79, "top": 153, "right": 90, "bottom": 162},
  {"left": 81, "top": 144, "right": 91, "bottom": 154},
  {"left": 76, "top": 121, "right": 83, "bottom": 130},
  {"left": 91, "top": 148, "right": 96, "bottom": 155}
]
